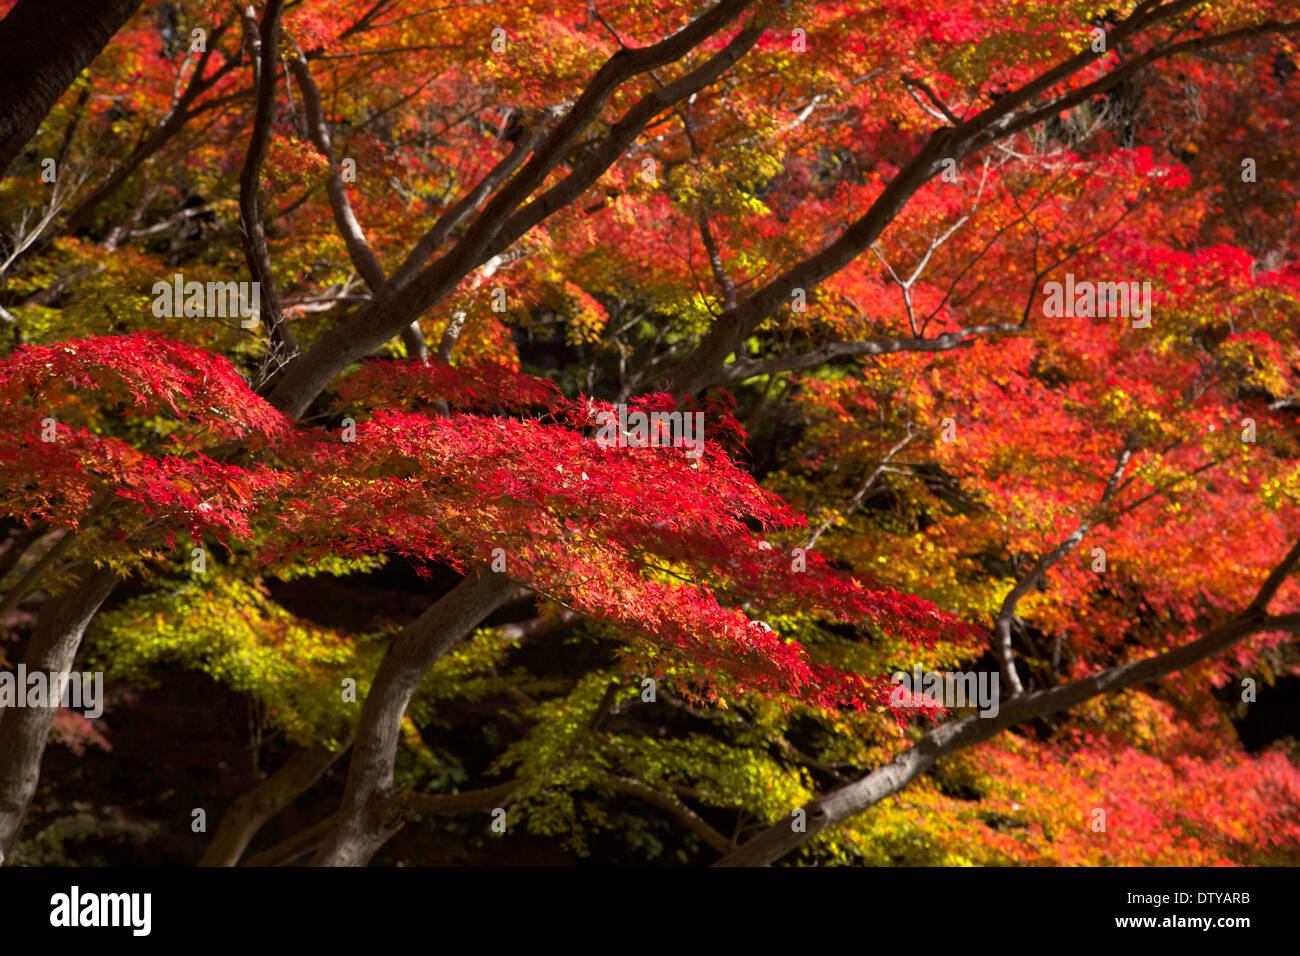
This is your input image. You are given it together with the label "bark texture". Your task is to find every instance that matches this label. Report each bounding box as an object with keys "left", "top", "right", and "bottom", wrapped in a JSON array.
[{"left": 0, "top": 0, "right": 142, "bottom": 178}]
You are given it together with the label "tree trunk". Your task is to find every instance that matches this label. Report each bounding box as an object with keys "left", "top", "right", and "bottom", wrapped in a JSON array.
[
  {"left": 0, "top": 0, "right": 143, "bottom": 179},
  {"left": 312, "top": 571, "right": 524, "bottom": 866},
  {"left": 0, "top": 562, "right": 120, "bottom": 862}
]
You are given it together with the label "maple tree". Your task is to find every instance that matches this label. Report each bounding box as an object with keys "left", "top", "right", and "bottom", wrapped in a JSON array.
[{"left": 0, "top": 0, "right": 1298, "bottom": 868}]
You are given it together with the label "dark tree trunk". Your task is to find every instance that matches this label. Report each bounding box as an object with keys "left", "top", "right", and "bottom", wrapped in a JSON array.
[
  {"left": 312, "top": 572, "right": 524, "bottom": 866},
  {"left": 0, "top": 0, "right": 142, "bottom": 178},
  {"left": 0, "top": 563, "right": 120, "bottom": 862}
]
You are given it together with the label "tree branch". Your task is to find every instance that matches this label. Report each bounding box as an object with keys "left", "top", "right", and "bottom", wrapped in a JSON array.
[
  {"left": 715, "top": 537, "right": 1300, "bottom": 866},
  {"left": 286, "top": 40, "right": 429, "bottom": 360},
  {"left": 590, "top": 769, "right": 732, "bottom": 854},
  {"left": 239, "top": 0, "right": 294, "bottom": 359},
  {"left": 265, "top": 1, "right": 761, "bottom": 418},
  {"left": 311, "top": 571, "right": 526, "bottom": 866},
  {"left": 662, "top": 2, "right": 1300, "bottom": 395},
  {"left": 199, "top": 737, "right": 353, "bottom": 866}
]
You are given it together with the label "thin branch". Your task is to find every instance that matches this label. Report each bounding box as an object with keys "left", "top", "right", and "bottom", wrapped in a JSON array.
[
  {"left": 720, "top": 324, "right": 1026, "bottom": 383},
  {"left": 590, "top": 769, "right": 732, "bottom": 853},
  {"left": 804, "top": 430, "right": 916, "bottom": 549},
  {"left": 993, "top": 434, "right": 1136, "bottom": 696}
]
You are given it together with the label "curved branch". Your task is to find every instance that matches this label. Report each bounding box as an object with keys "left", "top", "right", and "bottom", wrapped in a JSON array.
[
  {"left": 199, "top": 737, "right": 353, "bottom": 867},
  {"left": 715, "top": 538, "right": 1300, "bottom": 866},
  {"left": 311, "top": 571, "right": 526, "bottom": 866},
  {"left": 590, "top": 769, "right": 732, "bottom": 854}
]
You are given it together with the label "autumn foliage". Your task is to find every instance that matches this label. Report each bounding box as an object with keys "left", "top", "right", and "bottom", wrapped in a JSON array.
[{"left": 0, "top": 0, "right": 1299, "bottom": 867}]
